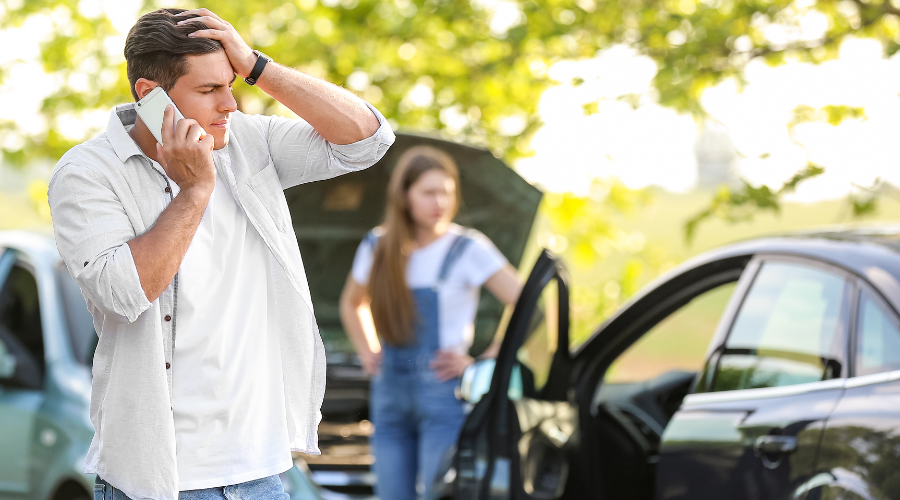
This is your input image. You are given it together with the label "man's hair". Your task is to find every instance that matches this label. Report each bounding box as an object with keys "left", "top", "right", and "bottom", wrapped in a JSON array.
[{"left": 124, "top": 8, "right": 223, "bottom": 100}]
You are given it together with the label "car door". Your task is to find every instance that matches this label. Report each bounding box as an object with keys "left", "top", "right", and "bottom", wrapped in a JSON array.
[
  {"left": 453, "top": 250, "right": 578, "bottom": 500},
  {"left": 451, "top": 250, "right": 749, "bottom": 500},
  {"left": 657, "top": 256, "right": 852, "bottom": 500},
  {"left": 811, "top": 281, "right": 900, "bottom": 498},
  {"left": 0, "top": 250, "right": 46, "bottom": 499}
]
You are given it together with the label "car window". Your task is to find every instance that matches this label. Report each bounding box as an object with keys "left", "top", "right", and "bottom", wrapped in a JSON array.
[
  {"left": 516, "top": 279, "right": 559, "bottom": 394},
  {"left": 56, "top": 263, "right": 97, "bottom": 367},
  {"left": 605, "top": 282, "right": 737, "bottom": 384},
  {"left": 855, "top": 290, "right": 900, "bottom": 376},
  {"left": 712, "top": 261, "right": 849, "bottom": 392},
  {"left": 0, "top": 263, "right": 45, "bottom": 389}
]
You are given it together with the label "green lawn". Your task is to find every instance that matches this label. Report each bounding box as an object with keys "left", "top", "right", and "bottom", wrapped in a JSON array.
[{"left": 605, "top": 282, "right": 736, "bottom": 383}]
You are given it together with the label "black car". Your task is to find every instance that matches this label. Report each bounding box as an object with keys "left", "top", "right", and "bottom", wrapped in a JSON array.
[{"left": 437, "top": 227, "right": 900, "bottom": 500}]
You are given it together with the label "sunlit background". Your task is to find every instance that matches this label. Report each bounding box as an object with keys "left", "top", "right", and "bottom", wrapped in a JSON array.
[{"left": 3, "top": 0, "right": 900, "bottom": 337}]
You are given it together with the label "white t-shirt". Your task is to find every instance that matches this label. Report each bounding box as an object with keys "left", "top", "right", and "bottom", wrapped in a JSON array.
[
  {"left": 169, "top": 166, "right": 292, "bottom": 490},
  {"left": 351, "top": 223, "right": 507, "bottom": 351}
]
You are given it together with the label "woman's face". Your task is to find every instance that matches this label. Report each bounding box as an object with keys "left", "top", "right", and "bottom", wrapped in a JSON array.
[{"left": 406, "top": 169, "right": 456, "bottom": 230}]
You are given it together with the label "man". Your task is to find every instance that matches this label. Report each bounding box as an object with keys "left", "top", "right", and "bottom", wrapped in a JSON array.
[{"left": 48, "top": 8, "right": 394, "bottom": 500}]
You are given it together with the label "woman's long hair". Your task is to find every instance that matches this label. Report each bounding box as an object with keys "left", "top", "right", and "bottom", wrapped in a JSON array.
[{"left": 368, "top": 146, "right": 461, "bottom": 347}]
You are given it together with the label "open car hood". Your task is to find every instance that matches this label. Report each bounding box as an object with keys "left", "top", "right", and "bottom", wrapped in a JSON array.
[{"left": 284, "top": 132, "right": 543, "bottom": 360}]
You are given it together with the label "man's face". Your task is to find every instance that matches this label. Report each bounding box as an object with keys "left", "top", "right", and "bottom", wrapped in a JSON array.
[{"left": 167, "top": 50, "right": 237, "bottom": 150}]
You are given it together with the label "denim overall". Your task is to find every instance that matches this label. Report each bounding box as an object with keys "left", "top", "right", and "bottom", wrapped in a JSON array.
[{"left": 366, "top": 231, "right": 473, "bottom": 500}]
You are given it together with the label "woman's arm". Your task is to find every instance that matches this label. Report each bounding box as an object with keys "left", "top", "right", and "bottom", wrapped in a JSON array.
[
  {"left": 431, "top": 265, "right": 523, "bottom": 380},
  {"left": 484, "top": 265, "right": 523, "bottom": 307},
  {"left": 339, "top": 275, "right": 382, "bottom": 375}
]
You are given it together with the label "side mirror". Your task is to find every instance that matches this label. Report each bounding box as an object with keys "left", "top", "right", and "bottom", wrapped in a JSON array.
[
  {"left": 458, "top": 358, "right": 524, "bottom": 405},
  {"left": 0, "top": 341, "right": 17, "bottom": 379}
]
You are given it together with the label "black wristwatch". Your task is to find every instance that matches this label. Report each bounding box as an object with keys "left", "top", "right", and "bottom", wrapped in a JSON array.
[{"left": 244, "top": 50, "right": 272, "bottom": 86}]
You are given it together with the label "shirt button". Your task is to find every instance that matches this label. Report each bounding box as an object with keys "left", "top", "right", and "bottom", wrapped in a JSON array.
[
  {"left": 83, "top": 261, "right": 88, "bottom": 266},
  {"left": 164, "top": 315, "right": 172, "bottom": 322},
  {"left": 165, "top": 362, "right": 171, "bottom": 369},
  {"left": 164, "top": 186, "right": 171, "bottom": 193}
]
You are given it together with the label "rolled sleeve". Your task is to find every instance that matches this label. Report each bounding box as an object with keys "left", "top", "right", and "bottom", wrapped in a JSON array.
[
  {"left": 49, "top": 163, "right": 152, "bottom": 324},
  {"left": 329, "top": 102, "right": 395, "bottom": 170},
  {"left": 251, "top": 101, "right": 395, "bottom": 189}
]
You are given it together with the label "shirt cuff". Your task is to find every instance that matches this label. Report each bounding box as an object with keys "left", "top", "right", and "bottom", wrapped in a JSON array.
[
  {"left": 111, "top": 242, "right": 153, "bottom": 323},
  {"left": 329, "top": 101, "right": 396, "bottom": 165}
]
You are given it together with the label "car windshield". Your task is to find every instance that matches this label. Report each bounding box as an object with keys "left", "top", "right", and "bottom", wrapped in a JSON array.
[{"left": 56, "top": 262, "right": 97, "bottom": 367}]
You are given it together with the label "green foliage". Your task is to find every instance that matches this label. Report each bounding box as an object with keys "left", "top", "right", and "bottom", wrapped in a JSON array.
[
  {"left": 689, "top": 98, "right": 874, "bottom": 240},
  {"left": 539, "top": 180, "right": 672, "bottom": 344},
  {"left": 2, "top": 0, "right": 896, "bottom": 167},
  {"left": 684, "top": 163, "right": 825, "bottom": 243},
  {"left": 790, "top": 104, "right": 867, "bottom": 129},
  {"left": 4, "top": 0, "right": 896, "bottom": 332},
  {"left": 850, "top": 193, "right": 878, "bottom": 217}
]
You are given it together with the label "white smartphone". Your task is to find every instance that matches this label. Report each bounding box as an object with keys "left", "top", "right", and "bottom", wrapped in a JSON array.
[{"left": 134, "top": 87, "right": 205, "bottom": 145}]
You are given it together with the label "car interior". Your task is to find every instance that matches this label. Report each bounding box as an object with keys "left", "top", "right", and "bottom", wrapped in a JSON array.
[
  {"left": 488, "top": 249, "right": 743, "bottom": 500},
  {"left": 562, "top": 267, "right": 745, "bottom": 499}
]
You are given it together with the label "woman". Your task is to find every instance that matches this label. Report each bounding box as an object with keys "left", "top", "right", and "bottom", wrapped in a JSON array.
[{"left": 339, "top": 145, "right": 522, "bottom": 500}]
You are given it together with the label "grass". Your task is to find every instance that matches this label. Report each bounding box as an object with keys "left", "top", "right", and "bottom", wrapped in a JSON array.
[{"left": 605, "top": 282, "right": 736, "bottom": 383}]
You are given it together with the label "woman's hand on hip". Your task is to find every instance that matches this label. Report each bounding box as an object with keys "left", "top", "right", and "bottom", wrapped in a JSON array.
[
  {"left": 361, "top": 350, "right": 382, "bottom": 376},
  {"left": 430, "top": 349, "right": 474, "bottom": 382}
]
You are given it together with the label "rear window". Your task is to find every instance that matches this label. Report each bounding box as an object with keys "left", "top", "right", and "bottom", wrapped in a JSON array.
[{"left": 56, "top": 263, "right": 97, "bottom": 367}]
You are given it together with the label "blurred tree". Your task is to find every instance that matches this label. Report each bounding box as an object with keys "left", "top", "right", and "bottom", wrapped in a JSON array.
[
  {"left": 2, "top": 0, "right": 896, "bottom": 166},
  {"left": 538, "top": 179, "right": 674, "bottom": 344},
  {"left": 1, "top": 0, "right": 893, "bottom": 323},
  {"left": 684, "top": 162, "right": 826, "bottom": 242}
]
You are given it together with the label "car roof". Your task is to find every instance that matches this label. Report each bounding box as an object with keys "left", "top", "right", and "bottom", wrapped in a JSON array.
[
  {"left": 667, "top": 224, "right": 900, "bottom": 313},
  {"left": 0, "top": 229, "right": 60, "bottom": 267}
]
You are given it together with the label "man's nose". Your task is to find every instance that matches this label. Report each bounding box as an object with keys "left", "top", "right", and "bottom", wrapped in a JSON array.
[{"left": 221, "top": 92, "right": 237, "bottom": 114}]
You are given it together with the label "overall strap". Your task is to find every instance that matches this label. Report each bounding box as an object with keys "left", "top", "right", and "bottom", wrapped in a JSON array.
[
  {"left": 437, "top": 232, "right": 474, "bottom": 284},
  {"left": 364, "top": 229, "right": 381, "bottom": 249}
]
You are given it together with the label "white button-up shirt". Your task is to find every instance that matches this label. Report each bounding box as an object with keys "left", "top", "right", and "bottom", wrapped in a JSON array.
[{"left": 48, "top": 102, "right": 395, "bottom": 500}]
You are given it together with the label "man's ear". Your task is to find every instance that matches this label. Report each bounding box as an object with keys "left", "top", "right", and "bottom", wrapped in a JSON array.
[{"left": 134, "top": 79, "right": 159, "bottom": 100}]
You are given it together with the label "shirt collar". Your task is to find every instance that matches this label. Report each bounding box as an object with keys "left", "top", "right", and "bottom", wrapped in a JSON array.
[{"left": 106, "top": 103, "right": 146, "bottom": 163}]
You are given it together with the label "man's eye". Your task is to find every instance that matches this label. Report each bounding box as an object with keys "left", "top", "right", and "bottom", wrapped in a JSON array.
[{"left": 201, "top": 89, "right": 214, "bottom": 94}]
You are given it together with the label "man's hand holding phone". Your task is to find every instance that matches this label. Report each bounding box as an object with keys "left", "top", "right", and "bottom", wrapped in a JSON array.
[{"left": 156, "top": 104, "right": 216, "bottom": 197}]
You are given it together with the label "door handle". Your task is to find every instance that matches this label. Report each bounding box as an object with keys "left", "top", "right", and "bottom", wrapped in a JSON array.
[{"left": 754, "top": 435, "right": 798, "bottom": 455}]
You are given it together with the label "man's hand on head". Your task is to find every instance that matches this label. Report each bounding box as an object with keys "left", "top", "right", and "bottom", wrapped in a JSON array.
[
  {"left": 157, "top": 104, "right": 216, "bottom": 196},
  {"left": 176, "top": 9, "right": 257, "bottom": 79},
  {"left": 176, "top": 7, "right": 380, "bottom": 145}
]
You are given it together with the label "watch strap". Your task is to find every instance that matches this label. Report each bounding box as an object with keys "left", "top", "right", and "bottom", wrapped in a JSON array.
[{"left": 244, "top": 51, "right": 270, "bottom": 86}]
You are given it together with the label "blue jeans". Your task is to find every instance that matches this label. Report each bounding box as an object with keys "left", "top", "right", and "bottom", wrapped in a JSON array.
[
  {"left": 367, "top": 232, "right": 473, "bottom": 500},
  {"left": 94, "top": 475, "right": 289, "bottom": 500},
  {"left": 370, "top": 367, "right": 466, "bottom": 500}
]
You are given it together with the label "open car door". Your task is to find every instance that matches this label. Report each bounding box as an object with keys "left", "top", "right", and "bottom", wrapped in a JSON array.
[{"left": 452, "top": 250, "right": 579, "bottom": 500}]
